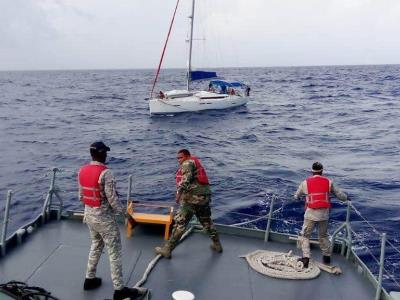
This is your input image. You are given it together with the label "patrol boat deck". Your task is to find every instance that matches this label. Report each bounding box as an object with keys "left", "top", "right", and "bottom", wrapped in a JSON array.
[
  {"left": 0, "top": 214, "right": 389, "bottom": 300},
  {"left": 1, "top": 170, "right": 397, "bottom": 300}
]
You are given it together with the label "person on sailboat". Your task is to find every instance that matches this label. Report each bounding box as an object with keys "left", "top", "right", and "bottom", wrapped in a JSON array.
[
  {"left": 245, "top": 86, "right": 251, "bottom": 96},
  {"left": 155, "top": 149, "right": 223, "bottom": 258},
  {"left": 208, "top": 82, "right": 215, "bottom": 92},
  {"left": 78, "top": 141, "right": 148, "bottom": 300},
  {"left": 158, "top": 91, "right": 165, "bottom": 99},
  {"left": 294, "top": 162, "right": 349, "bottom": 268}
]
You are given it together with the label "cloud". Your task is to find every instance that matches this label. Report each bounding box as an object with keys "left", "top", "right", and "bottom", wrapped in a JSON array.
[
  {"left": 0, "top": 0, "right": 56, "bottom": 48},
  {"left": 0, "top": 0, "right": 399, "bottom": 70}
]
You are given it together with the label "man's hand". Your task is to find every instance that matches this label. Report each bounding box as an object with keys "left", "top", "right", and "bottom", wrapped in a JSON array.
[
  {"left": 175, "top": 191, "right": 182, "bottom": 204},
  {"left": 124, "top": 212, "right": 132, "bottom": 220}
]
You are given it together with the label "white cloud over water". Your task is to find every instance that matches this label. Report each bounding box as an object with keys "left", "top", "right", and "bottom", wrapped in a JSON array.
[{"left": 0, "top": 0, "right": 399, "bottom": 70}]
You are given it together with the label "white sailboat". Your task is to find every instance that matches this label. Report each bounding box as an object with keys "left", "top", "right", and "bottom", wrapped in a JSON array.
[{"left": 148, "top": 0, "right": 251, "bottom": 115}]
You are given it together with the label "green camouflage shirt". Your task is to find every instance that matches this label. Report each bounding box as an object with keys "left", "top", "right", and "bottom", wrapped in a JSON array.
[{"left": 177, "top": 159, "right": 211, "bottom": 202}]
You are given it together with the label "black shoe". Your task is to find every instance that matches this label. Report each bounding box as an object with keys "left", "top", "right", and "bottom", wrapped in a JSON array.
[
  {"left": 323, "top": 255, "right": 331, "bottom": 264},
  {"left": 297, "top": 257, "right": 309, "bottom": 268},
  {"left": 83, "top": 277, "right": 102, "bottom": 290},
  {"left": 113, "top": 287, "right": 148, "bottom": 300}
]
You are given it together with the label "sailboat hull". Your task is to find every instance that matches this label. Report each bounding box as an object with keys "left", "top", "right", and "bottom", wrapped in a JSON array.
[{"left": 149, "top": 91, "right": 249, "bottom": 115}]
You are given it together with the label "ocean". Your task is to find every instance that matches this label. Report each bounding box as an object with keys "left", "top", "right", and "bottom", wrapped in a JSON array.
[{"left": 0, "top": 65, "right": 399, "bottom": 291}]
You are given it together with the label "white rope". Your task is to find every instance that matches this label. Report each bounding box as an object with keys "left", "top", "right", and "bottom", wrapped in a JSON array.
[
  {"left": 134, "top": 227, "right": 194, "bottom": 287},
  {"left": 230, "top": 215, "right": 267, "bottom": 226},
  {"left": 241, "top": 250, "right": 321, "bottom": 279}
]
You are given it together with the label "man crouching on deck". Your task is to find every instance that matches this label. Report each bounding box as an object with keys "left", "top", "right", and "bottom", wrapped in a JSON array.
[{"left": 155, "top": 149, "right": 223, "bottom": 258}]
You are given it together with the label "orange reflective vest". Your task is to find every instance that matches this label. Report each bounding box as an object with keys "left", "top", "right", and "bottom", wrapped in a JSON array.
[
  {"left": 79, "top": 164, "right": 108, "bottom": 207},
  {"left": 306, "top": 175, "right": 331, "bottom": 209},
  {"left": 175, "top": 156, "right": 210, "bottom": 186}
]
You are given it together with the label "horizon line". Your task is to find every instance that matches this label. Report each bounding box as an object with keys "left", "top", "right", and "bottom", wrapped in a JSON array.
[{"left": 0, "top": 63, "right": 399, "bottom": 73}]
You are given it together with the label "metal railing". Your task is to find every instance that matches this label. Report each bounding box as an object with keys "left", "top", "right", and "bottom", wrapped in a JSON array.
[
  {"left": 0, "top": 191, "right": 12, "bottom": 256},
  {"left": 260, "top": 195, "right": 391, "bottom": 300},
  {"left": 0, "top": 169, "right": 398, "bottom": 299},
  {"left": 41, "top": 167, "right": 64, "bottom": 223},
  {"left": 1, "top": 167, "right": 63, "bottom": 257}
]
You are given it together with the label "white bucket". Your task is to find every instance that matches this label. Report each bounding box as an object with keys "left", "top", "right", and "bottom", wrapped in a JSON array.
[{"left": 172, "top": 290, "right": 195, "bottom": 300}]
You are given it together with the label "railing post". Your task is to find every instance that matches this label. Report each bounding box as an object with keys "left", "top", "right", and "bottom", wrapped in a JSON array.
[
  {"left": 41, "top": 168, "right": 58, "bottom": 224},
  {"left": 345, "top": 201, "right": 352, "bottom": 259},
  {"left": 375, "top": 233, "right": 386, "bottom": 300},
  {"left": 331, "top": 201, "right": 352, "bottom": 257},
  {"left": 127, "top": 175, "right": 133, "bottom": 206},
  {"left": 264, "top": 195, "right": 275, "bottom": 242},
  {"left": 1, "top": 190, "right": 13, "bottom": 256},
  {"left": 125, "top": 175, "right": 133, "bottom": 226}
]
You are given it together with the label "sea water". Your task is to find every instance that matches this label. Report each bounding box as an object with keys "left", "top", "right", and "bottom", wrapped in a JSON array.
[{"left": 0, "top": 65, "right": 399, "bottom": 290}]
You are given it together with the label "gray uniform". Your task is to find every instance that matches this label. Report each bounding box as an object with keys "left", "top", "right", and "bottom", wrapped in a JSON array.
[
  {"left": 78, "top": 161, "right": 125, "bottom": 290},
  {"left": 294, "top": 175, "right": 348, "bottom": 258}
]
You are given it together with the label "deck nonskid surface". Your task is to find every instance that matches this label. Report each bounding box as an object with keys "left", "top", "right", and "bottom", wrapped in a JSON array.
[{"left": 0, "top": 219, "right": 375, "bottom": 300}]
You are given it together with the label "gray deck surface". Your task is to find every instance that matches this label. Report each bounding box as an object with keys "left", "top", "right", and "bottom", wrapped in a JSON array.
[{"left": 0, "top": 219, "right": 376, "bottom": 300}]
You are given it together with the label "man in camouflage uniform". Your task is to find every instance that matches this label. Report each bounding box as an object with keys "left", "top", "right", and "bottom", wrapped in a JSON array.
[
  {"left": 79, "top": 141, "right": 147, "bottom": 300},
  {"left": 155, "top": 149, "right": 222, "bottom": 258}
]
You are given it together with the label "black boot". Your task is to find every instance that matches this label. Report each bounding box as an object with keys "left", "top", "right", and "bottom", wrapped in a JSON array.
[
  {"left": 113, "top": 286, "right": 148, "bottom": 300},
  {"left": 210, "top": 238, "right": 223, "bottom": 253},
  {"left": 323, "top": 255, "right": 331, "bottom": 264},
  {"left": 83, "top": 277, "right": 102, "bottom": 290},
  {"left": 297, "top": 257, "right": 309, "bottom": 268}
]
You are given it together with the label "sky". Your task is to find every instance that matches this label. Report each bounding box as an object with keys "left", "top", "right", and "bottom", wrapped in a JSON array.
[{"left": 0, "top": 0, "right": 399, "bottom": 71}]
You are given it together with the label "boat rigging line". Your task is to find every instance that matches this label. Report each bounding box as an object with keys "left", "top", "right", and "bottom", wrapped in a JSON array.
[{"left": 149, "top": 0, "right": 180, "bottom": 99}]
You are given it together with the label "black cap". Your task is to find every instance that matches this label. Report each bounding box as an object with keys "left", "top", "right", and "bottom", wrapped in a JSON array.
[
  {"left": 90, "top": 141, "right": 110, "bottom": 153},
  {"left": 312, "top": 162, "right": 323, "bottom": 172}
]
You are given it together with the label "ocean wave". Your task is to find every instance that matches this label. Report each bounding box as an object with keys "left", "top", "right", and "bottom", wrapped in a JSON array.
[{"left": 0, "top": 66, "right": 399, "bottom": 286}]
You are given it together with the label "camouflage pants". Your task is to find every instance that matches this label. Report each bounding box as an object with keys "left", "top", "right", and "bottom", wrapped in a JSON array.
[
  {"left": 167, "top": 200, "right": 219, "bottom": 249},
  {"left": 85, "top": 216, "right": 124, "bottom": 290},
  {"left": 299, "top": 219, "right": 331, "bottom": 257}
]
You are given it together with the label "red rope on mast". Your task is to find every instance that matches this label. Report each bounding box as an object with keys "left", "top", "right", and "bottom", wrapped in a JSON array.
[{"left": 150, "top": 0, "right": 180, "bottom": 98}]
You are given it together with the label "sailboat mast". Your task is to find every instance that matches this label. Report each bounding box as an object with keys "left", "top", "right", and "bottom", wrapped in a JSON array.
[{"left": 187, "top": 0, "right": 195, "bottom": 91}]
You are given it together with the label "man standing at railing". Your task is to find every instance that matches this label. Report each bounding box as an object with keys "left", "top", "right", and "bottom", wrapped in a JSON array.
[
  {"left": 78, "top": 141, "right": 147, "bottom": 300},
  {"left": 155, "top": 149, "right": 223, "bottom": 258},
  {"left": 294, "top": 162, "right": 348, "bottom": 268}
]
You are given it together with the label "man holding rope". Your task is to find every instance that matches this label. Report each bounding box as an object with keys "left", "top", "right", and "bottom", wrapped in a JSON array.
[
  {"left": 294, "top": 162, "right": 348, "bottom": 268},
  {"left": 155, "top": 149, "right": 223, "bottom": 258}
]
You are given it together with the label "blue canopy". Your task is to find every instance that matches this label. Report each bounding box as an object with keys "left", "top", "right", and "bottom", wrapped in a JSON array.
[
  {"left": 209, "top": 80, "right": 247, "bottom": 88},
  {"left": 190, "top": 71, "right": 217, "bottom": 81}
]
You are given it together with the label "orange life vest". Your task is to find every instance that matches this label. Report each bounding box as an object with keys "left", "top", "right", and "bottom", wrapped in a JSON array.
[
  {"left": 175, "top": 156, "right": 210, "bottom": 186},
  {"left": 79, "top": 164, "right": 108, "bottom": 207},
  {"left": 306, "top": 175, "right": 331, "bottom": 209}
]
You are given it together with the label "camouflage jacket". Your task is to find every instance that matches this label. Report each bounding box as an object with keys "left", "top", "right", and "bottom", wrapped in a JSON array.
[{"left": 177, "top": 158, "right": 211, "bottom": 205}]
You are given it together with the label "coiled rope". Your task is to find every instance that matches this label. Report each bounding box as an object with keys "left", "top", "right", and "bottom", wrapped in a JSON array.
[{"left": 241, "top": 250, "right": 321, "bottom": 279}]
